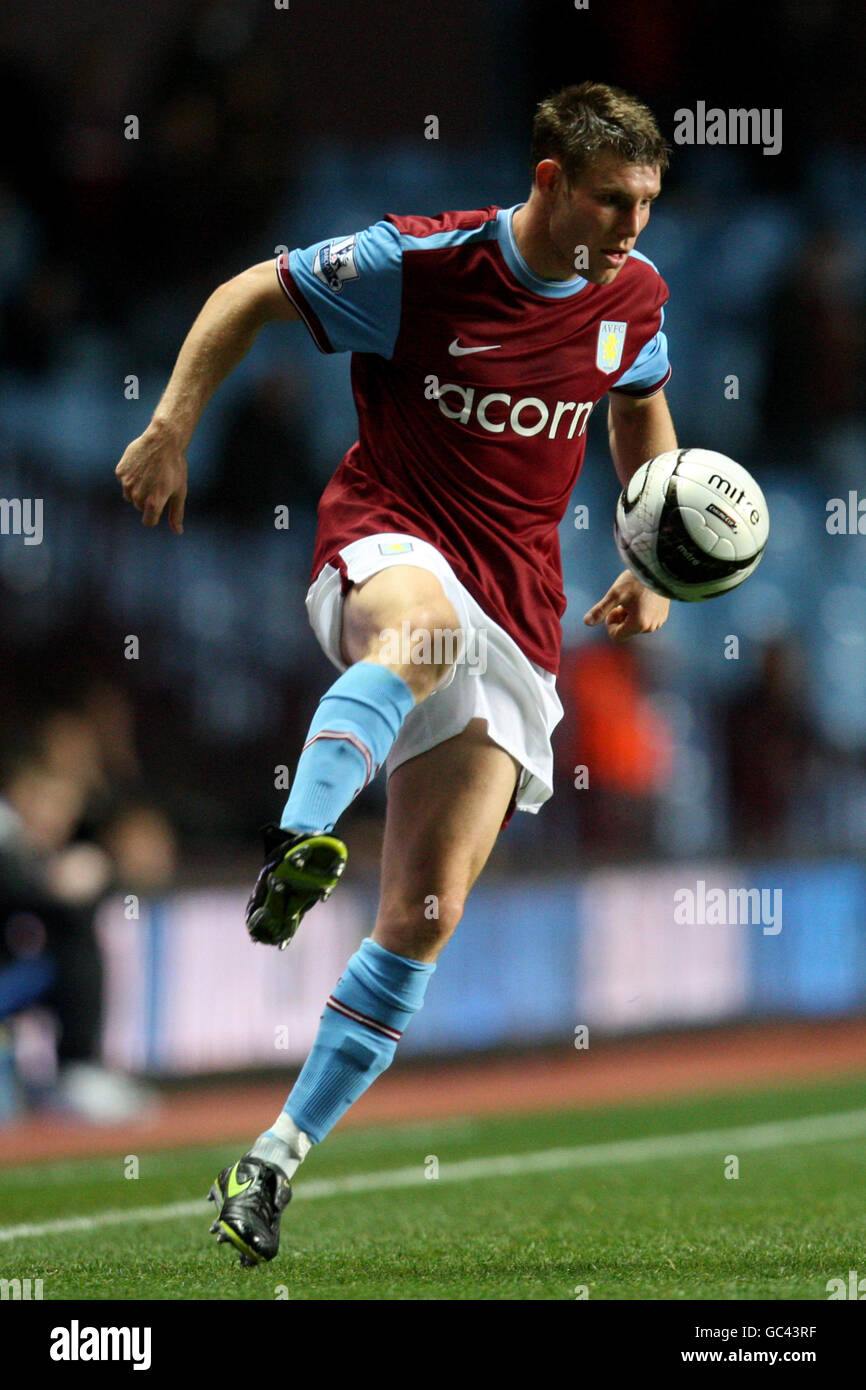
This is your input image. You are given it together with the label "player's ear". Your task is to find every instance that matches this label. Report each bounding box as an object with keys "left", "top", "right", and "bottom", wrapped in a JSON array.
[{"left": 533, "top": 159, "right": 562, "bottom": 198}]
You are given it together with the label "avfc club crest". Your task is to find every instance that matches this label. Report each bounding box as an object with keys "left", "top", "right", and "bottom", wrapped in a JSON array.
[
  {"left": 596, "top": 320, "right": 627, "bottom": 374},
  {"left": 313, "top": 236, "right": 360, "bottom": 293}
]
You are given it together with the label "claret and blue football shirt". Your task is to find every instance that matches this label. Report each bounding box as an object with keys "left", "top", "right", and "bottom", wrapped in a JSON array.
[{"left": 276, "top": 205, "right": 671, "bottom": 674}]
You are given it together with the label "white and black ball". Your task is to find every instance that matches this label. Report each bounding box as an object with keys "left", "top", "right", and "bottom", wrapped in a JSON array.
[{"left": 614, "top": 448, "right": 769, "bottom": 601}]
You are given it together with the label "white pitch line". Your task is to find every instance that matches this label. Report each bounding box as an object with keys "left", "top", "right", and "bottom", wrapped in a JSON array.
[{"left": 2, "top": 1106, "right": 866, "bottom": 1244}]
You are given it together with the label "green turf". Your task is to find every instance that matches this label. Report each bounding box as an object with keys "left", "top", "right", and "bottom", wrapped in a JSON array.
[{"left": 2, "top": 1074, "right": 866, "bottom": 1300}]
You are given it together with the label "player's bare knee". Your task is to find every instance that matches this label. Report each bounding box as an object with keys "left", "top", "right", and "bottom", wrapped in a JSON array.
[
  {"left": 374, "top": 891, "right": 465, "bottom": 960},
  {"left": 347, "top": 602, "right": 462, "bottom": 699},
  {"left": 388, "top": 602, "right": 462, "bottom": 697},
  {"left": 341, "top": 569, "right": 462, "bottom": 698},
  {"left": 373, "top": 919, "right": 454, "bottom": 962}
]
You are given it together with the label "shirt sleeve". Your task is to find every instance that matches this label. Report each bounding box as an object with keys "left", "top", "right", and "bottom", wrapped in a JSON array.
[
  {"left": 275, "top": 220, "right": 403, "bottom": 358},
  {"left": 610, "top": 305, "right": 672, "bottom": 397}
]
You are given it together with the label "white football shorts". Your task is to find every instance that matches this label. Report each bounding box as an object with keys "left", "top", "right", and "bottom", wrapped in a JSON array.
[{"left": 304, "top": 533, "right": 563, "bottom": 814}]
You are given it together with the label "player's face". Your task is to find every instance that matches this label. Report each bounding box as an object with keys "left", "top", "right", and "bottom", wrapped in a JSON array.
[{"left": 548, "top": 155, "right": 661, "bottom": 285}]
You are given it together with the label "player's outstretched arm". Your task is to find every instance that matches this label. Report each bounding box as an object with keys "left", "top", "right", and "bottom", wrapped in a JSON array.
[
  {"left": 584, "top": 389, "right": 677, "bottom": 641},
  {"left": 606, "top": 388, "right": 676, "bottom": 491},
  {"left": 115, "top": 261, "right": 299, "bottom": 533}
]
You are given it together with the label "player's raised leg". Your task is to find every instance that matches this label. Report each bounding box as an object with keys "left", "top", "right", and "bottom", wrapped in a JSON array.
[
  {"left": 370, "top": 717, "right": 520, "bottom": 962},
  {"left": 245, "top": 564, "right": 460, "bottom": 950},
  {"left": 212, "top": 718, "right": 518, "bottom": 1265}
]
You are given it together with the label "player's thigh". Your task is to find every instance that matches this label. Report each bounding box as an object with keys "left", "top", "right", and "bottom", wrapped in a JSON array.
[
  {"left": 372, "top": 717, "right": 520, "bottom": 962},
  {"left": 339, "top": 564, "right": 460, "bottom": 666}
]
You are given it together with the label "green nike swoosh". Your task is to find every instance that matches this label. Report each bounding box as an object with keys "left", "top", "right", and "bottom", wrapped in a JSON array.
[{"left": 226, "top": 1163, "right": 252, "bottom": 1199}]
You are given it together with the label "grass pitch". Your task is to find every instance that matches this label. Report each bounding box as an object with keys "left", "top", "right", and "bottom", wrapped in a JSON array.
[{"left": 2, "top": 1075, "right": 865, "bottom": 1301}]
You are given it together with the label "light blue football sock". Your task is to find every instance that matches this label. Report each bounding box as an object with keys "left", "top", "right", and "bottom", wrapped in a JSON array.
[
  {"left": 280, "top": 662, "right": 415, "bottom": 835},
  {"left": 281, "top": 937, "right": 435, "bottom": 1146}
]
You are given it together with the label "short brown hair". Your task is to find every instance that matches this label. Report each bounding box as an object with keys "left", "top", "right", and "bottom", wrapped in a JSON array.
[{"left": 530, "top": 81, "right": 669, "bottom": 183}]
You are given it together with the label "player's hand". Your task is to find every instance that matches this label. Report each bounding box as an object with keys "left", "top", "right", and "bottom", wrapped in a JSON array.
[
  {"left": 583, "top": 569, "right": 670, "bottom": 642},
  {"left": 115, "top": 422, "right": 188, "bottom": 534}
]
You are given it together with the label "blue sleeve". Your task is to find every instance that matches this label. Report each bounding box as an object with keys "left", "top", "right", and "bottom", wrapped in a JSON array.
[
  {"left": 279, "top": 220, "right": 403, "bottom": 358},
  {"left": 612, "top": 306, "right": 672, "bottom": 396}
]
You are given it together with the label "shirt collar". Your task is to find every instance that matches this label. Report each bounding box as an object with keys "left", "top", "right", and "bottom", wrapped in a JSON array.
[{"left": 496, "top": 204, "right": 589, "bottom": 299}]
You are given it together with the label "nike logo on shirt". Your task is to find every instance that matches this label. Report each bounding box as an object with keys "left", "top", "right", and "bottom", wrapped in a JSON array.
[{"left": 448, "top": 338, "right": 501, "bottom": 355}]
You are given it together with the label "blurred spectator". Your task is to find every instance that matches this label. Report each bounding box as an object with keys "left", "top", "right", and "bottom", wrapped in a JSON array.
[
  {"left": 57, "top": 32, "right": 139, "bottom": 324},
  {"left": 203, "top": 372, "right": 322, "bottom": 520},
  {"left": 0, "top": 755, "right": 112, "bottom": 1114},
  {"left": 0, "top": 727, "right": 174, "bottom": 1121},
  {"left": 100, "top": 802, "right": 177, "bottom": 896},
  {"left": 0, "top": 36, "right": 63, "bottom": 227},
  {"left": 761, "top": 227, "right": 866, "bottom": 466},
  {"left": 554, "top": 644, "right": 673, "bottom": 856},
  {"left": 79, "top": 678, "right": 142, "bottom": 786},
  {"left": 130, "top": 0, "right": 294, "bottom": 293},
  {"left": 721, "top": 638, "right": 824, "bottom": 855},
  {"left": 39, "top": 707, "right": 110, "bottom": 811},
  {"left": 0, "top": 263, "right": 84, "bottom": 374}
]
